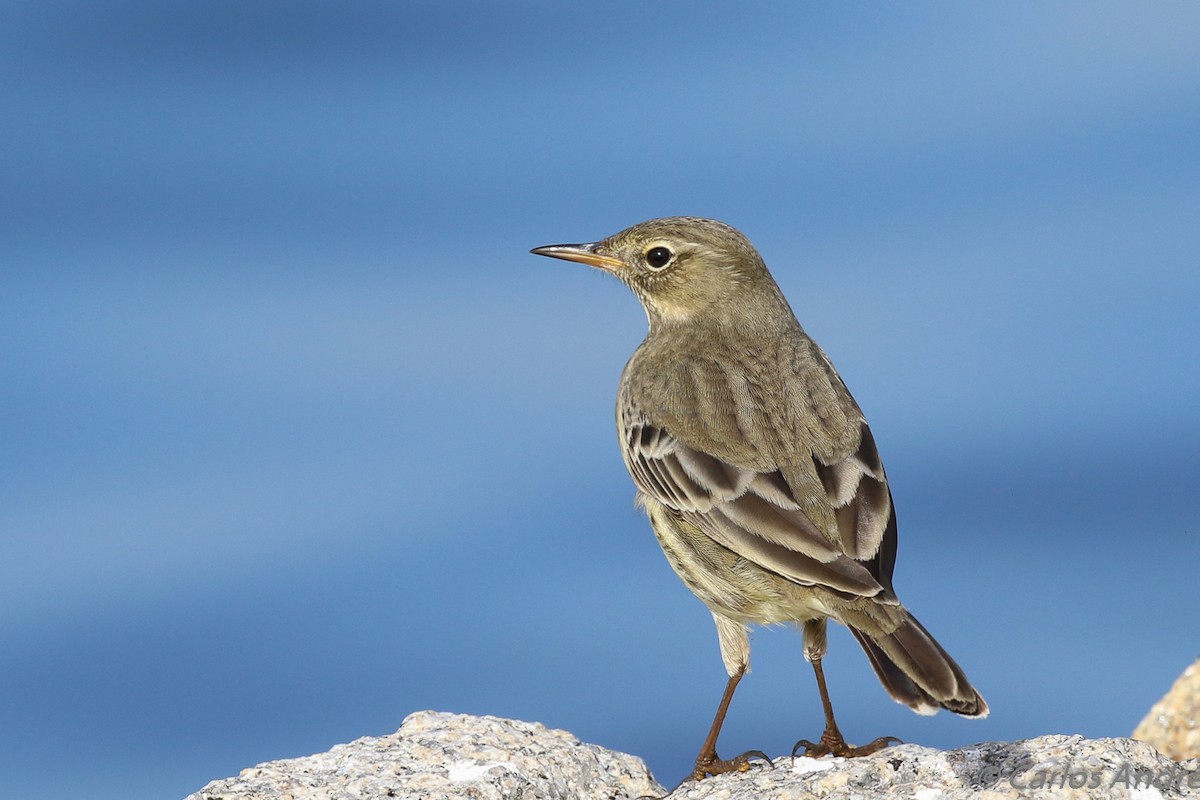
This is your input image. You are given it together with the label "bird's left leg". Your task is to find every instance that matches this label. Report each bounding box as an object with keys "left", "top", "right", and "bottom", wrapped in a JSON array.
[
  {"left": 792, "top": 618, "right": 900, "bottom": 758},
  {"left": 686, "top": 614, "right": 772, "bottom": 781}
]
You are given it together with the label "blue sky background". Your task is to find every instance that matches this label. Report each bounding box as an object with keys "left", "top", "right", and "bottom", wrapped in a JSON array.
[{"left": 3, "top": 2, "right": 1198, "bottom": 798}]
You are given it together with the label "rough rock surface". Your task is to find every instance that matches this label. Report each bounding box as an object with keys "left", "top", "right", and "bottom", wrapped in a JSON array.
[
  {"left": 1136, "top": 658, "right": 1200, "bottom": 761},
  {"left": 671, "top": 735, "right": 1200, "bottom": 799},
  {"left": 186, "top": 710, "right": 1200, "bottom": 800},
  {"left": 184, "top": 711, "right": 661, "bottom": 800}
]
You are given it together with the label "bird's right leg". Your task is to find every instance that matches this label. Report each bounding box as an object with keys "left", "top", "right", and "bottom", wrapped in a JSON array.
[{"left": 792, "top": 618, "right": 900, "bottom": 758}]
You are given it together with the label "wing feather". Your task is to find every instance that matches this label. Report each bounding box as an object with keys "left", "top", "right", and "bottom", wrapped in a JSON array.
[
  {"left": 622, "top": 408, "right": 894, "bottom": 599},
  {"left": 812, "top": 424, "right": 892, "bottom": 559}
]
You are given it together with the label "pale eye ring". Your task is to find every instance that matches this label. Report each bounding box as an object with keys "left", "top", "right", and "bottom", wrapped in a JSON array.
[{"left": 645, "top": 246, "right": 673, "bottom": 269}]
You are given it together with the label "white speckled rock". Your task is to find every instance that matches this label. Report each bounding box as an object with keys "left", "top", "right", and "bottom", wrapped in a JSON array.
[
  {"left": 184, "top": 711, "right": 664, "bottom": 800},
  {"left": 185, "top": 711, "right": 1200, "bottom": 800},
  {"left": 1136, "top": 658, "right": 1200, "bottom": 761},
  {"left": 672, "top": 735, "right": 1200, "bottom": 799}
]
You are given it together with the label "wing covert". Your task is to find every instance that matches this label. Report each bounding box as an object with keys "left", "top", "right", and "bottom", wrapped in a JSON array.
[{"left": 621, "top": 409, "right": 893, "bottom": 600}]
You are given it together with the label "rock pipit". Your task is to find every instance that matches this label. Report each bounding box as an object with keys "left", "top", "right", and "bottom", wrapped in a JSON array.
[{"left": 533, "top": 217, "right": 986, "bottom": 782}]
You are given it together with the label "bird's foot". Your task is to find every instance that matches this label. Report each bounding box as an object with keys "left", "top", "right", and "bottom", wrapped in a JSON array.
[
  {"left": 686, "top": 749, "right": 773, "bottom": 782},
  {"left": 637, "top": 751, "right": 773, "bottom": 799},
  {"left": 791, "top": 731, "right": 900, "bottom": 759}
]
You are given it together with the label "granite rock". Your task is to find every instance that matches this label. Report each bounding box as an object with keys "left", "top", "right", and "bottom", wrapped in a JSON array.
[
  {"left": 184, "top": 711, "right": 662, "bottom": 800},
  {"left": 186, "top": 711, "right": 1200, "bottom": 800},
  {"left": 671, "top": 734, "right": 1200, "bottom": 799},
  {"left": 1135, "top": 658, "right": 1200, "bottom": 761}
]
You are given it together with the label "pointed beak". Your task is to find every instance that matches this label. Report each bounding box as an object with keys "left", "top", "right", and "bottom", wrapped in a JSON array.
[{"left": 530, "top": 242, "right": 625, "bottom": 272}]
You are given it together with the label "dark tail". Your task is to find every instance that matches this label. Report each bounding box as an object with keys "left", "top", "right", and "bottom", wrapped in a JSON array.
[{"left": 849, "top": 610, "right": 988, "bottom": 718}]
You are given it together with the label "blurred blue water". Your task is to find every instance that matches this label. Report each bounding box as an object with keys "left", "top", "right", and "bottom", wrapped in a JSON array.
[{"left": 2, "top": 3, "right": 1198, "bottom": 798}]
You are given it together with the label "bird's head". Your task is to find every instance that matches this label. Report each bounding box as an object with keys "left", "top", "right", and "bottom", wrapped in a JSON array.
[{"left": 532, "top": 216, "right": 787, "bottom": 331}]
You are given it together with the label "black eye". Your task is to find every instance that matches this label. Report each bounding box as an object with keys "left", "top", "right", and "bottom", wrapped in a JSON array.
[{"left": 645, "top": 246, "right": 672, "bottom": 269}]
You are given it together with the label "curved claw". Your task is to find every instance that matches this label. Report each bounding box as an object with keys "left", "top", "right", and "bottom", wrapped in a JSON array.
[
  {"left": 737, "top": 749, "right": 774, "bottom": 769},
  {"left": 791, "top": 738, "right": 820, "bottom": 759}
]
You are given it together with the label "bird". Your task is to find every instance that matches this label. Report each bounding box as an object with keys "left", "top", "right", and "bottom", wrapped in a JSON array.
[{"left": 531, "top": 217, "right": 987, "bottom": 782}]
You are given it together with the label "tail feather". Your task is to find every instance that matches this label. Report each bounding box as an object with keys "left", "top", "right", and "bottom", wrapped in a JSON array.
[{"left": 850, "top": 611, "right": 988, "bottom": 719}]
